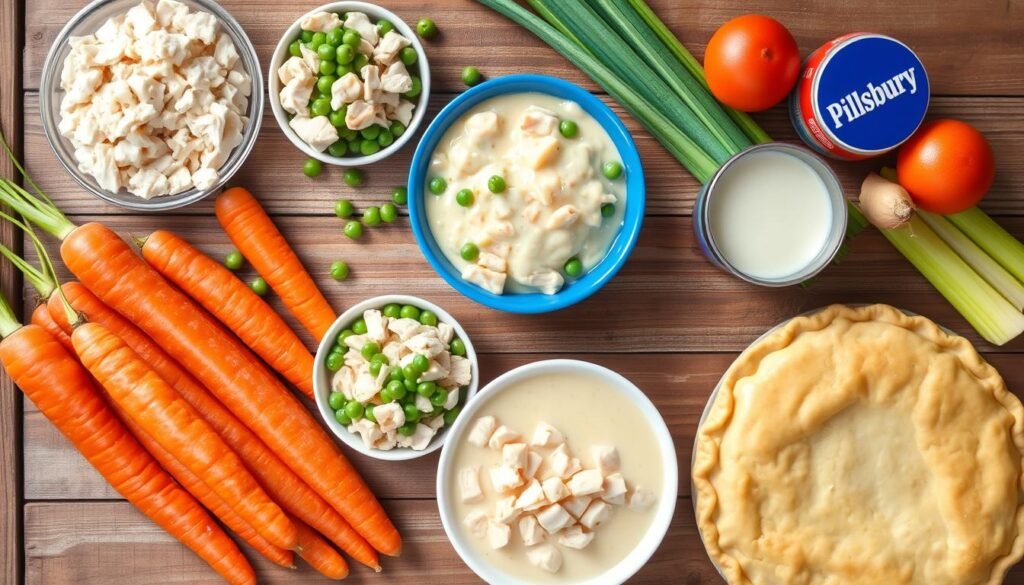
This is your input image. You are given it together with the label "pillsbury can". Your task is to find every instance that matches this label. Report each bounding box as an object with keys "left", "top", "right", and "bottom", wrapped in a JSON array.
[{"left": 790, "top": 33, "right": 930, "bottom": 160}]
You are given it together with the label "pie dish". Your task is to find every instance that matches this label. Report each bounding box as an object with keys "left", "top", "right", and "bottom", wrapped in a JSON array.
[{"left": 693, "top": 304, "right": 1024, "bottom": 585}]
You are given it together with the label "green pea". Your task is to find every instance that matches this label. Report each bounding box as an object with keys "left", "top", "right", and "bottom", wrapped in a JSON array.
[
  {"left": 403, "top": 364, "right": 419, "bottom": 382},
  {"left": 419, "top": 311, "right": 438, "bottom": 327},
  {"left": 344, "top": 220, "right": 363, "bottom": 240},
  {"left": 330, "top": 106, "right": 349, "bottom": 127},
  {"left": 318, "top": 60, "right": 335, "bottom": 76},
  {"left": 326, "top": 27, "right": 345, "bottom": 46},
  {"left": 300, "top": 30, "right": 314, "bottom": 43},
  {"left": 400, "top": 46, "right": 418, "bottom": 66},
  {"left": 559, "top": 119, "right": 579, "bottom": 138},
  {"left": 428, "top": 176, "right": 446, "bottom": 195},
  {"left": 360, "top": 343, "right": 379, "bottom": 361},
  {"left": 335, "top": 199, "right": 354, "bottom": 218},
  {"left": 377, "top": 129, "right": 394, "bottom": 147},
  {"left": 450, "top": 338, "right": 466, "bottom": 357},
  {"left": 335, "top": 43, "right": 355, "bottom": 65},
  {"left": 403, "top": 403, "right": 421, "bottom": 424},
  {"left": 352, "top": 318, "right": 367, "bottom": 335},
  {"left": 344, "top": 400, "right": 364, "bottom": 420},
  {"left": 335, "top": 409, "right": 351, "bottom": 425},
  {"left": 337, "top": 328, "right": 354, "bottom": 345},
  {"left": 391, "top": 187, "right": 408, "bottom": 205},
  {"left": 354, "top": 53, "right": 369, "bottom": 70},
  {"left": 403, "top": 378, "right": 417, "bottom": 394},
  {"left": 364, "top": 404, "right": 377, "bottom": 423},
  {"left": 289, "top": 40, "right": 302, "bottom": 57},
  {"left": 317, "top": 42, "right": 336, "bottom": 62},
  {"left": 400, "top": 305, "right": 421, "bottom": 320},
  {"left": 363, "top": 206, "right": 381, "bottom": 226},
  {"left": 487, "top": 175, "right": 506, "bottom": 193},
  {"left": 360, "top": 125, "right": 381, "bottom": 140},
  {"left": 343, "top": 168, "right": 363, "bottom": 187},
  {"left": 380, "top": 203, "right": 398, "bottom": 223},
  {"left": 443, "top": 407, "right": 461, "bottom": 425},
  {"left": 369, "top": 361, "right": 383, "bottom": 376},
  {"left": 342, "top": 29, "right": 361, "bottom": 47},
  {"left": 371, "top": 353, "right": 389, "bottom": 366},
  {"left": 328, "top": 391, "right": 346, "bottom": 410},
  {"left": 416, "top": 18, "right": 438, "bottom": 38},
  {"left": 412, "top": 354, "right": 430, "bottom": 372},
  {"left": 224, "top": 250, "right": 244, "bottom": 271},
  {"left": 360, "top": 139, "right": 380, "bottom": 156},
  {"left": 416, "top": 381, "right": 436, "bottom": 397},
  {"left": 383, "top": 303, "right": 402, "bottom": 318},
  {"left": 377, "top": 19, "right": 394, "bottom": 35},
  {"left": 347, "top": 140, "right": 361, "bottom": 155},
  {"left": 250, "top": 277, "right": 268, "bottom": 296},
  {"left": 384, "top": 380, "right": 406, "bottom": 402},
  {"left": 461, "top": 66, "right": 482, "bottom": 86},
  {"left": 327, "top": 141, "right": 347, "bottom": 157},
  {"left": 404, "top": 76, "right": 422, "bottom": 99},
  {"left": 455, "top": 189, "right": 474, "bottom": 207},
  {"left": 397, "top": 420, "right": 417, "bottom": 436},
  {"left": 329, "top": 343, "right": 344, "bottom": 355},
  {"left": 430, "top": 388, "right": 449, "bottom": 407},
  {"left": 564, "top": 257, "right": 583, "bottom": 277},
  {"left": 339, "top": 127, "right": 358, "bottom": 141},
  {"left": 317, "top": 74, "right": 337, "bottom": 94},
  {"left": 389, "top": 121, "right": 406, "bottom": 137},
  {"left": 310, "top": 32, "right": 326, "bottom": 49},
  {"left": 303, "top": 158, "right": 323, "bottom": 178},
  {"left": 602, "top": 161, "right": 623, "bottom": 180},
  {"left": 325, "top": 352, "right": 343, "bottom": 372},
  {"left": 389, "top": 366, "right": 404, "bottom": 382},
  {"left": 311, "top": 97, "right": 332, "bottom": 116},
  {"left": 460, "top": 243, "right": 479, "bottom": 262},
  {"left": 601, "top": 203, "right": 615, "bottom": 218},
  {"left": 330, "top": 260, "right": 349, "bottom": 281}
]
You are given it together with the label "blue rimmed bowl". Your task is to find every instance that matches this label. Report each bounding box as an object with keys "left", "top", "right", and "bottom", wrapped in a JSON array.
[{"left": 407, "top": 74, "right": 645, "bottom": 314}]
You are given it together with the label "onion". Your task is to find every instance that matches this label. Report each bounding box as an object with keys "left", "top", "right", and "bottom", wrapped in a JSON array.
[{"left": 858, "top": 172, "right": 916, "bottom": 229}]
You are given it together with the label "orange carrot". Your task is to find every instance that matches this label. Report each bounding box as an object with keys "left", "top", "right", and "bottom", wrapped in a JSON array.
[
  {"left": 31, "top": 304, "right": 72, "bottom": 349},
  {"left": 215, "top": 187, "right": 336, "bottom": 341},
  {"left": 59, "top": 223, "right": 400, "bottom": 556},
  {"left": 140, "top": 229, "right": 316, "bottom": 398},
  {"left": 72, "top": 320, "right": 299, "bottom": 551},
  {"left": 48, "top": 282, "right": 381, "bottom": 570},
  {"left": 0, "top": 323, "right": 255, "bottom": 585},
  {"left": 294, "top": 519, "right": 350, "bottom": 580}
]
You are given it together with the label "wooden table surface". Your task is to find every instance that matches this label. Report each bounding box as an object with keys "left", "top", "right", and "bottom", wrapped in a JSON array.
[{"left": 3, "top": 0, "right": 1024, "bottom": 583}]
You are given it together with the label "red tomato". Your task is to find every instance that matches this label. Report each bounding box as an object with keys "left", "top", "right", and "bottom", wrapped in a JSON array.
[
  {"left": 896, "top": 119, "right": 995, "bottom": 214},
  {"left": 704, "top": 15, "right": 801, "bottom": 112}
]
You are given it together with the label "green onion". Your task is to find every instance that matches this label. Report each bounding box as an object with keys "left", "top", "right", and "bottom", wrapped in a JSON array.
[
  {"left": 479, "top": 0, "right": 718, "bottom": 181},
  {"left": 947, "top": 207, "right": 1024, "bottom": 285},
  {"left": 878, "top": 214, "right": 1024, "bottom": 346},
  {"left": 918, "top": 210, "right": 1024, "bottom": 311}
]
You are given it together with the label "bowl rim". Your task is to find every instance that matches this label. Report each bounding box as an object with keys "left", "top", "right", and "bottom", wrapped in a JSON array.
[
  {"left": 436, "top": 359, "right": 678, "bottom": 585},
  {"left": 312, "top": 294, "right": 479, "bottom": 461},
  {"left": 406, "top": 74, "right": 646, "bottom": 314},
  {"left": 38, "top": 0, "right": 264, "bottom": 211},
  {"left": 267, "top": 0, "right": 431, "bottom": 167}
]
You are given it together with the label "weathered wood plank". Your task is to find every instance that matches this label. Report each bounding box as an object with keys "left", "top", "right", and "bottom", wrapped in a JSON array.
[
  {"left": 22, "top": 0, "right": 1024, "bottom": 96},
  {"left": 21, "top": 94, "right": 1024, "bottom": 217}
]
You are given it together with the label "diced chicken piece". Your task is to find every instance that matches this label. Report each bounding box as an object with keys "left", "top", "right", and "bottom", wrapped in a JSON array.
[
  {"left": 489, "top": 465, "right": 524, "bottom": 494},
  {"left": 444, "top": 355, "right": 472, "bottom": 388},
  {"left": 558, "top": 524, "right": 595, "bottom": 550},
  {"left": 182, "top": 10, "right": 219, "bottom": 44},
  {"left": 381, "top": 340, "right": 404, "bottom": 364},
  {"left": 528, "top": 136, "right": 561, "bottom": 170},
  {"left": 487, "top": 520, "right": 511, "bottom": 550},
  {"left": 414, "top": 394, "right": 434, "bottom": 415},
  {"left": 279, "top": 78, "right": 314, "bottom": 116},
  {"left": 374, "top": 431, "right": 398, "bottom": 451},
  {"left": 373, "top": 30, "right": 412, "bottom": 65},
  {"left": 592, "top": 445, "right": 620, "bottom": 475},
  {"left": 155, "top": 0, "right": 187, "bottom": 28},
  {"left": 523, "top": 270, "right": 564, "bottom": 295},
  {"left": 561, "top": 495, "right": 592, "bottom": 520},
  {"left": 602, "top": 473, "right": 628, "bottom": 506},
  {"left": 124, "top": 2, "right": 157, "bottom": 38},
  {"left": 531, "top": 423, "right": 564, "bottom": 447},
  {"left": 486, "top": 220, "right": 516, "bottom": 241},
  {"left": 418, "top": 359, "right": 449, "bottom": 383},
  {"left": 520, "top": 106, "right": 558, "bottom": 136},
  {"left": 404, "top": 332, "right": 445, "bottom": 358},
  {"left": 502, "top": 443, "right": 528, "bottom": 471},
  {"left": 348, "top": 418, "right": 383, "bottom": 449},
  {"left": 535, "top": 504, "right": 574, "bottom": 534},
  {"left": 342, "top": 333, "right": 370, "bottom": 351},
  {"left": 629, "top": 486, "right": 657, "bottom": 511},
  {"left": 300, "top": 11, "right": 342, "bottom": 33},
  {"left": 548, "top": 444, "right": 582, "bottom": 479},
  {"left": 465, "top": 111, "right": 500, "bottom": 142},
  {"left": 350, "top": 370, "right": 381, "bottom": 403},
  {"left": 166, "top": 166, "right": 192, "bottom": 195},
  {"left": 515, "top": 479, "right": 547, "bottom": 511},
  {"left": 546, "top": 205, "right": 580, "bottom": 230},
  {"left": 526, "top": 544, "right": 563, "bottom": 574},
  {"left": 345, "top": 100, "right": 376, "bottom": 131},
  {"left": 488, "top": 425, "right": 520, "bottom": 450},
  {"left": 361, "top": 65, "right": 381, "bottom": 101},
  {"left": 463, "top": 510, "right": 488, "bottom": 539},
  {"left": 407, "top": 423, "right": 436, "bottom": 451},
  {"left": 89, "top": 144, "right": 122, "bottom": 193},
  {"left": 477, "top": 252, "right": 507, "bottom": 273},
  {"left": 522, "top": 201, "right": 543, "bottom": 224},
  {"left": 278, "top": 56, "right": 313, "bottom": 86},
  {"left": 518, "top": 515, "right": 545, "bottom": 547},
  {"left": 466, "top": 416, "right": 497, "bottom": 447},
  {"left": 356, "top": 38, "right": 375, "bottom": 57},
  {"left": 343, "top": 11, "right": 379, "bottom": 45},
  {"left": 390, "top": 99, "right": 416, "bottom": 127},
  {"left": 436, "top": 322, "right": 455, "bottom": 345},
  {"left": 493, "top": 495, "right": 519, "bottom": 524},
  {"left": 372, "top": 402, "right": 405, "bottom": 433},
  {"left": 425, "top": 415, "right": 445, "bottom": 431},
  {"left": 461, "top": 264, "right": 506, "bottom": 295},
  {"left": 579, "top": 500, "right": 611, "bottom": 530},
  {"left": 542, "top": 477, "right": 570, "bottom": 504},
  {"left": 214, "top": 33, "right": 239, "bottom": 68},
  {"left": 128, "top": 168, "right": 170, "bottom": 199},
  {"left": 458, "top": 466, "right": 483, "bottom": 504},
  {"left": 567, "top": 469, "right": 604, "bottom": 497},
  {"left": 299, "top": 44, "right": 320, "bottom": 78},
  {"left": 525, "top": 451, "right": 543, "bottom": 479},
  {"left": 362, "top": 309, "right": 388, "bottom": 343},
  {"left": 386, "top": 317, "right": 423, "bottom": 340},
  {"left": 442, "top": 386, "right": 460, "bottom": 410},
  {"left": 330, "top": 72, "right": 363, "bottom": 109},
  {"left": 380, "top": 61, "right": 413, "bottom": 94},
  {"left": 192, "top": 167, "right": 218, "bottom": 190}
]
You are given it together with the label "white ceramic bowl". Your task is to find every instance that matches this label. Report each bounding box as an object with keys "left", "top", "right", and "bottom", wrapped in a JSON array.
[
  {"left": 269, "top": 1, "right": 431, "bottom": 166},
  {"left": 313, "top": 295, "right": 478, "bottom": 461},
  {"left": 436, "top": 359, "right": 678, "bottom": 585}
]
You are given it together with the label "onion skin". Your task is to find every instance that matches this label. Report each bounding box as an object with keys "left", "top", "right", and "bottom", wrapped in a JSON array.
[{"left": 859, "top": 172, "right": 916, "bottom": 230}]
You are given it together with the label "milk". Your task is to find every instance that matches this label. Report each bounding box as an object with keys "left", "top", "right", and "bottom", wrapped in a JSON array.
[{"left": 707, "top": 150, "right": 833, "bottom": 281}]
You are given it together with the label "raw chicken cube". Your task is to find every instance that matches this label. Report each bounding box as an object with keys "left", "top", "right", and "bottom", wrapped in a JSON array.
[
  {"left": 579, "top": 500, "right": 611, "bottom": 530},
  {"left": 488, "top": 425, "right": 520, "bottom": 450},
  {"left": 535, "top": 503, "right": 574, "bottom": 534},
  {"left": 502, "top": 443, "right": 528, "bottom": 472},
  {"left": 518, "top": 514, "right": 545, "bottom": 546},
  {"left": 525, "top": 451, "right": 543, "bottom": 479},
  {"left": 494, "top": 495, "right": 519, "bottom": 524},
  {"left": 557, "top": 524, "right": 594, "bottom": 550},
  {"left": 514, "top": 479, "right": 547, "bottom": 511},
  {"left": 528, "top": 136, "right": 560, "bottom": 170},
  {"left": 593, "top": 445, "right": 620, "bottom": 475},
  {"left": 289, "top": 115, "right": 338, "bottom": 152},
  {"left": 464, "top": 509, "right": 488, "bottom": 539},
  {"left": 542, "top": 477, "right": 569, "bottom": 504},
  {"left": 562, "top": 495, "right": 592, "bottom": 519},
  {"left": 602, "top": 473, "right": 627, "bottom": 506},
  {"left": 300, "top": 11, "right": 342, "bottom": 33},
  {"left": 548, "top": 444, "right": 582, "bottom": 479},
  {"left": 489, "top": 465, "right": 524, "bottom": 494},
  {"left": 458, "top": 466, "right": 483, "bottom": 504},
  {"left": 526, "top": 544, "right": 562, "bottom": 574},
  {"left": 530, "top": 422, "right": 563, "bottom": 447},
  {"left": 331, "top": 72, "right": 363, "bottom": 109},
  {"left": 466, "top": 416, "right": 496, "bottom": 447},
  {"left": 373, "top": 30, "right": 411, "bottom": 65},
  {"left": 629, "top": 486, "right": 657, "bottom": 511},
  {"left": 567, "top": 469, "right": 604, "bottom": 497},
  {"left": 487, "top": 520, "right": 511, "bottom": 550},
  {"left": 520, "top": 106, "right": 558, "bottom": 136}
]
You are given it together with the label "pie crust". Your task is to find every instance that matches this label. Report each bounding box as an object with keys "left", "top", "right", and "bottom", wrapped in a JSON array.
[{"left": 693, "top": 304, "right": 1024, "bottom": 585}]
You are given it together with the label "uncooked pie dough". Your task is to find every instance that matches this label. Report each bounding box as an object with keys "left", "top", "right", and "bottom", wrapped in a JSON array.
[{"left": 693, "top": 304, "right": 1024, "bottom": 585}]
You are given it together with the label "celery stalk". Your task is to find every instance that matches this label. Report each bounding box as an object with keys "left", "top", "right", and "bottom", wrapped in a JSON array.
[
  {"left": 879, "top": 215, "right": 1024, "bottom": 346},
  {"left": 947, "top": 207, "right": 1024, "bottom": 284},
  {"left": 919, "top": 211, "right": 1024, "bottom": 311}
]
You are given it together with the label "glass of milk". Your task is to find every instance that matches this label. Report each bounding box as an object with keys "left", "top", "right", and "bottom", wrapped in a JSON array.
[{"left": 693, "top": 143, "right": 846, "bottom": 286}]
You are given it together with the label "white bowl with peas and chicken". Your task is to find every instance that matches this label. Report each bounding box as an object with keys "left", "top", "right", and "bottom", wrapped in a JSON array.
[
  {"left": 269, "top": 2, "right": 430, "bottom": 165},
  {"left": 313, "top": 295, "right": 478, "bottom": 461}
]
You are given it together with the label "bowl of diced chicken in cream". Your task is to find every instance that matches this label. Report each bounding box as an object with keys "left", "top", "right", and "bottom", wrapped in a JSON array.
[
  {"left": 269, "top": 3, "right": 429, "bottom": 166},
  {"left": 313, "top": 295, "right": 478, "bottom": 461},
  {"left": 39, "top": 0, "right": 262, "bottom": 209}
]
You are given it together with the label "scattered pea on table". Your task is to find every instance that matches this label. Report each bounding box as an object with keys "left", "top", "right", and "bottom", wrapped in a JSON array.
[
  {"left": 363, "top": 206, "right": 382, "bottom": 226},
  {"left": 343, "top": 168, "right": 364, "bottom": 187},
  {"left": 344, "top": 220, "right": 363, "bottom": 239},
  {"left": 330, "top": 260, "right": 349, "bottom": 281},
  {"left": 302, "top": 158, "right": 323, "bottom": 178},
  {"left": 335, "top": 199, "right": 355, "bottom": 218},
  {"left": 250, "top": 277, "right": 269, "bottom": 296},
  {"left": 380, "top": 203, "right": 398, "bottom": 223},
  {"left": 462, "top": 66, "right": 483, "bottom": 86},
  {"left": 416, "top": 18, "right": 438, "bottom": 38},
  {"left": 392, "top": 187, "right": 408, "bottom": 205},
  {"left": 224, "top": 250, "right": 244, "bottom": 271}
]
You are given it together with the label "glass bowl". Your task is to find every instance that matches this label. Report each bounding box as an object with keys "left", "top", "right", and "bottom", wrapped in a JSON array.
[{"left": 38, "top": 0, "right": 264, "bottom": 211}]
